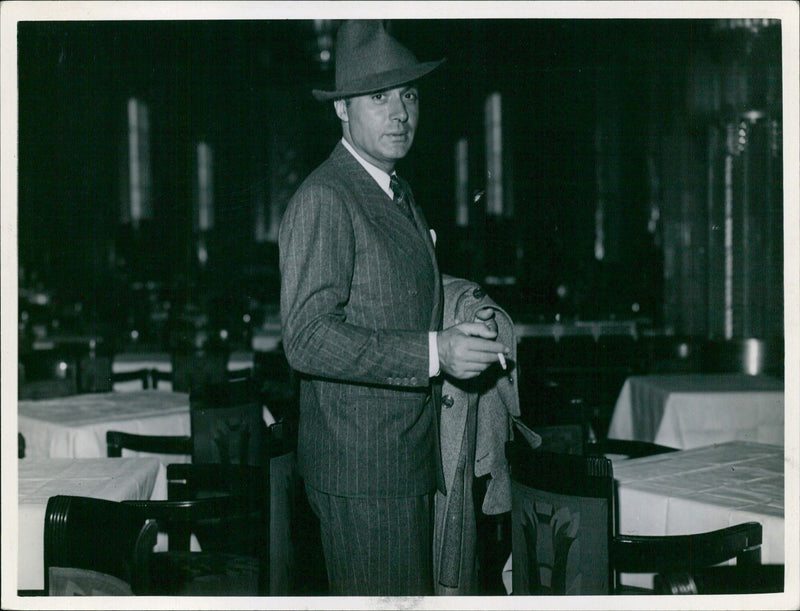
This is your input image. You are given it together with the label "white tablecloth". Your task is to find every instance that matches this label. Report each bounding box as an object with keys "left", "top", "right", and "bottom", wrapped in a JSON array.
[
  {"left": 18, "top": 390, "right": 296, "bottom": 595},
  {"left": 112, "top": 351, "right": 255, "bottom": 392},
  {"left": 18, "top": 391, "right": 191, "bottom": 461},
  {"left": 17, "top": 390, "right": 294, "bottom": 593},
  {"left": 607, "top": 374, "right": 784, "bottom": 449},
  {"left": 614, "top": 441, "right": 784, "bottom": 588},
  {"left": 502, "top": 441, "right": 784, "bottom": 592},
  {"left": 17, "top": 457, "right": 167, "bottom": 591}
]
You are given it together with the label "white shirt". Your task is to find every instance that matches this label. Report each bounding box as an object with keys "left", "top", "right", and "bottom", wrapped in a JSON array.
[{"left": 340, "top": 138, "right": 441, "bottom": 378}]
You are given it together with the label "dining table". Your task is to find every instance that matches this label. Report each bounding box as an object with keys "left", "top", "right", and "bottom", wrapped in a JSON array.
[
  {"left": 17, "top": 456, "right": 167, "bottom": 592},
  {"left": 502, "top": 441, "right": 785, "bottom": 592},
  {"left": 606, "top": 373, "right": 784, "bottom": 449},
  {"left": 613, "top": 440, "right": 785, "bottom": 588},
  {"left": 18, "top": 390, "right": 191, "bottom": 461},
  {"left": 17, "top": 389, "right": 294, "bottom": 595}
]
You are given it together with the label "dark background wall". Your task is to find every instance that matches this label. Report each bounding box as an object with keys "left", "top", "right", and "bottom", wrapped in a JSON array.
[{"left": 16, "top": 18, "right": 784, "bottom": 341}]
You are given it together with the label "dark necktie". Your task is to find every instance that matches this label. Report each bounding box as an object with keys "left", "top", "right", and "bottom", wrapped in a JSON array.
[{"left": 390, "top": 173, "right": 416, "bottom": 225}]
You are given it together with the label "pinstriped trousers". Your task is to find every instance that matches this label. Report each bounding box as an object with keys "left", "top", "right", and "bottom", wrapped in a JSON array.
[{"left": 304, "top": 485, "right": 434, "bottom": 596}]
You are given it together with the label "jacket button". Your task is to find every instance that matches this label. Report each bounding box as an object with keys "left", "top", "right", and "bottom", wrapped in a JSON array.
[
  {"left": 472, "top": 286, "right": 485, "bottom": 298},
  {"left": 410, "top": 376, "right": 418, "bottom": 385},
  {"left": 442, "top": 394, "right": 455, "bottom": 408}
]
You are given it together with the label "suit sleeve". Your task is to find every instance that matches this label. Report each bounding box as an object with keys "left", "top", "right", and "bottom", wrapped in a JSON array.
[{"left": 279, "top": 182, "right": 430, "bottom": 387}]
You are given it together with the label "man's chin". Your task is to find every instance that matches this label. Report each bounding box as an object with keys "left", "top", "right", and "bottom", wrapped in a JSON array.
[{"left": 383, "top": 144, "right": 412, "bottom": 160}]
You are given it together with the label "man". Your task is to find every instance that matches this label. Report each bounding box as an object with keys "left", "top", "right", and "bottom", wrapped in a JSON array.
[{"left": 279, "top": 20, "right": 508, "bottom": 596}]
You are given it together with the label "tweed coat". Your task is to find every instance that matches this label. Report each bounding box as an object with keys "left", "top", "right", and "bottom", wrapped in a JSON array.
[
  {"left": 279, "top": 141, "right": 445, "bottom": 498},
  {"left": 433, "top": 276, "right": 541, "bottom": 595}
]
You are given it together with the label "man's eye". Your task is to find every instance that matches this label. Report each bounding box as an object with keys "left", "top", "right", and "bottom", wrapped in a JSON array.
[
  {"left": 404, "top": 91, "right": 419, "bottom": 101},
  {"left": 372, "top": 93, "right": 385, "bottom": 102}
]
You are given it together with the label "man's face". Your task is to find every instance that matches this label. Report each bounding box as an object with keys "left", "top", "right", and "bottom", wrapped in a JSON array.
[{"left": 335, "top": 85, "right": 419, "bottom": 173}]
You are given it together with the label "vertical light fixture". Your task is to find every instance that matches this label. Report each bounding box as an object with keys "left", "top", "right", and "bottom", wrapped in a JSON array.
[
  {"left": 121, "top": 97, "right": 152, "bottom": 228},
  {"left": 485, "top": 92, "right": 503, "bottom": 216},
  {"left": 193, "top": 141, "right": 214, "bottom": 266},
  {"left": 313, "top": 20, "right": 335, "bottom": 67},
  {"left": 455, "top": 138, "right": 469, "bottom": 227},
  {"left": 194, "top": 141, "right": 214, "bottom": 232}
]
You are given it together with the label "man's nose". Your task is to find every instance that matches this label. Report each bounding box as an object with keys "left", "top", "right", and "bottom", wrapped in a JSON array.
[{"left": 388, "top": 95, "right": 408, "bottom": 122}]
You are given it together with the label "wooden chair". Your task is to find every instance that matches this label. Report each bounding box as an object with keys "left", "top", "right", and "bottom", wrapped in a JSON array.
[
  {"left": 585, "top": 438, "right": 678, "bottom": 459},
  {"left": 124, "top": 463, "right": 271, "bottom": 596},
  {"left": 111, "top": 368, "right": 151, "bottom": 390},
  {"left": 150, "top": 360, "right": 253, "bottom": 391},
  {"left": 655, "top": 564, "right": 784, "bottom": 594},
  {"left": 75, "top": 343, "right": 149, "bottom": 392},
  {"left": 43, "top": 495, "right": 158, "bottom": 595},
  {"left": 171, "top": 349, "right": 230, "bottom": 393},
  {"left": 533, "top": 423, "right": 679, "bottom": 459},
  {"left": 534, "top": 424, "right": 586, "bottom": 455},
  {"left": 105, "top": 377, "right": 301, "bottom": 594},
  {"left": 105, "top": 377, "right": 292, "bottom": 466},
  {"left": 106, "top": 430, "right": 193, "bottom": 458},
  {"left": 150, "top": 367, "right": 172, "bottom": 390},
  {"left": 506, "top": 440, "right": 763, "bottom": 595},
  {"left": 190, "top": 378, "right": 268, "bottom": 466}
]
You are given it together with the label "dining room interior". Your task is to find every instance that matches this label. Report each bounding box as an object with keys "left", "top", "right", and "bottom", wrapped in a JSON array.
[{"left": 6, "top": 7, "right": 795, "bottom": 605}]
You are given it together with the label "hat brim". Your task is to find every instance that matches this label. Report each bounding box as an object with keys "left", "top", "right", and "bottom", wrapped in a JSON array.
[{"left": 312, "top": 58, "right": 445, "bottom": 102}]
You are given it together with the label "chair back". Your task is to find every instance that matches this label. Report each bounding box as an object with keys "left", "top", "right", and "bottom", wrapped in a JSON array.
[
  {"left": 655, "top": 564, "right": 784, "bottom": 595},
  {"left": 534, "top": 424, "right": 585, "bottom": 455},
  {"left": 190, "top": 378, "right": 266, "bottom": 466},
  {"left": 507, "top": 440, "right": 614, "bottom": 595},
  {"left": 172, "top": 348, "right": 230, "bottom": 393},
  {"left": 612, "top": 521, "right": 763, "bottom": 574},
  {"left": 125, "top": 463, "right": 270, "bottom": 595},
  {"left": 78, "top": 353, "right": 113, "bottom": 392},
  {"left": 44, "top": 495, "right": 158, "bottom": 595},
  {"left": 106, "top": 430, "right": 193, "bottom": 458}
]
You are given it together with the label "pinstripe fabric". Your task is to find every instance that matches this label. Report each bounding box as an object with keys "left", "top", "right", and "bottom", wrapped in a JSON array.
[
  {"left": 305, "top": 485, "right": 434, "bottom": 596},
  {"left": 279, "top": 141, "right": 444, "bottom": 498}
]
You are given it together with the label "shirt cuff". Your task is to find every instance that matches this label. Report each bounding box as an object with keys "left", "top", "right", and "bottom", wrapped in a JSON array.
[{"left": 428, "top": 331, "right": 440, "bottom": 378}]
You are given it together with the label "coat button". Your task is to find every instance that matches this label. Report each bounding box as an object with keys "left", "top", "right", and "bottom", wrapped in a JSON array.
[
  {"left": 472, "top": 286, "right": 485, "bottom": 298},
  {"left": 410, "top": 376, "right": 418, "bottom": 385},
  {"left": 442, "top": 394, "right": 455, "bottom": 408}
]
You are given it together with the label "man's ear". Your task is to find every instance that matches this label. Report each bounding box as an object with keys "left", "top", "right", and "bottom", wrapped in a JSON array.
[{"left": 334, "top": 99, "right": 348, "bottom": 122}]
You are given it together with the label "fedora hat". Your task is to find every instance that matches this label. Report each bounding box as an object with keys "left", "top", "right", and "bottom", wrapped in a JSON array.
[{"left": 312, "top": 20, "right": 445, "bottom": 101}]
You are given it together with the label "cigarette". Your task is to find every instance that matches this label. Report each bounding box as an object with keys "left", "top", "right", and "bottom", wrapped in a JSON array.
[{"left": 497, "top": 352, "right": 507, "bottom": 370}]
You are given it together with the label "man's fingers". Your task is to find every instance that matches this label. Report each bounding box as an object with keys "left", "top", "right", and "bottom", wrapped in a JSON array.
[
  {"left": 459, "top": 334, "right": 508, "bottom": 355},
  {"left": 473, "top": 307, "right": 495, "bottom": 321},
  {"left": 458, "top": 321, "right": 499, "bottom": 339}
]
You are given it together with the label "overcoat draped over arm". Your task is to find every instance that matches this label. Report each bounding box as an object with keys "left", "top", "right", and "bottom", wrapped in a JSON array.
[{"left": 433, "top": 276, "right": 541, "bottom": 595}]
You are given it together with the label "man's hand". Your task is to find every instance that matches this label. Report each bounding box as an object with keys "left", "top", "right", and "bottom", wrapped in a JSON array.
[
  {"left": 473, "top": 306, "right": 497, "bottom": 334},
  {"left": 437, "top": 312, "right": 509, "bottom": 380}
]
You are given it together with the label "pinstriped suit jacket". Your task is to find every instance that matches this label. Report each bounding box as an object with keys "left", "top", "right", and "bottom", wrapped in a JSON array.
[{"left": 279, "top": 142, "right": 444, "bottom": 497}]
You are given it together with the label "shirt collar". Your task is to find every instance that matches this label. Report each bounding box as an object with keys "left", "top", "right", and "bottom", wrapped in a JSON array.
[{"left": 341, "top": 138, "right": 393, "bottom": 198}]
